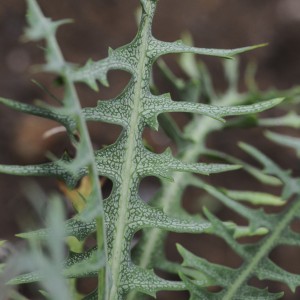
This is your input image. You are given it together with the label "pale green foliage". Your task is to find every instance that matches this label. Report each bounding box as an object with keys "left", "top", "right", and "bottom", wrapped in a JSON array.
[
  {"left": 1, "top": 197, "right": 74, "bottom": 300},
  {"left": 0, "top": 1, "right": 296, "bottom": 300},
  {"left": 129, "top": 40, "right": 300, "bottom": 300},
  {"left": 137, "top": 44, "right": 300, "bottom": 299},
  {"left": 266, "top": 131, "right": 300, "bottom": 157},
  {"left": 177, "top": 142, "right": 300, "bottom": 300}
]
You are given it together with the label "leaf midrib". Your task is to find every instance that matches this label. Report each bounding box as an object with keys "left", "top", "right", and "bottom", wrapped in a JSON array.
[{"left": 109, "top": 3, "right": 152, "bottom": 299}]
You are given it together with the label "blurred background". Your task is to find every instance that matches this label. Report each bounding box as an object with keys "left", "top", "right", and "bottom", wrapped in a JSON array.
[{"left": 0, "top": 0, "right": 300, "bottom": 299}]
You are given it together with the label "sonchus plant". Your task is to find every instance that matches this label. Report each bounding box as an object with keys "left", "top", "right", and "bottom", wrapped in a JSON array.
[{"left": 0, "top": 0, "right": 286, "bottom": 299}]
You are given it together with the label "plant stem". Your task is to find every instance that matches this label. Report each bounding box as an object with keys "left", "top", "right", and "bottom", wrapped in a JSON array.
[
  {"left": 26, "top": 1, "right": 110, "bottom": 297},
  {"left": 109, "top": 2, "right": 157, "bottom": 299}
]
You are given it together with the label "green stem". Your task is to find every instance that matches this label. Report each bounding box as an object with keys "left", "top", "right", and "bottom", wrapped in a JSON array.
[
  {"left": 65, "top": 71, "right": 109, "bottom": 300},
  {"left": 109, "top": 3, "right": 154, "bottom": 299},
  {"left": 26, "top": 1, "right": 109, "bottom": 298}
]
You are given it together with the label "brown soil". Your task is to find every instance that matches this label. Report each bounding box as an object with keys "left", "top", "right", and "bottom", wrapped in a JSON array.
[{"left": 0, "top": 1, "right": 300, "bottom": 299}]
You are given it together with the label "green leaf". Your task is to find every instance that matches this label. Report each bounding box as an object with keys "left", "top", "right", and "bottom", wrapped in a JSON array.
[
  {"left": 178, "top": 195, "right": 300, "bottom": 299},
  {"left": 202, "top": 149, "right": 282, "bottom": 186},
  {"left": 266, "top": 131, "right": 300, "bottom": 157},
  {"left": 239, "top": 142, "right": 300, "bottom": 199},
  {"left": 224, "top": 190, "right": 285, "bottom": 206},
  {"left": 259, "top": 111, "right": 300, "bottom": 128},
  {"left": 17, "top": 217, "right": 96, "bottom": 241},
  {"left": 158, "top": 40, "right": 268, "bottom": 59}
]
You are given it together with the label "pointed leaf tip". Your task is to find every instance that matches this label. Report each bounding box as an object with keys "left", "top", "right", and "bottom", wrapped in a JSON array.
[
  {"left": 268, "top": 97, "right": 285, "bottom": 106},
  {"left": 176, "top": 243, "right": 186, "bottom": 257},
  {"left": 249, "top": 43, "right": 269, "bottom": 50},
  {"left": 15, "top": 232, "right": 35, "bottom": 239},
  {"left": 226, "top": 43, "right": 269, "bottom": 58}
]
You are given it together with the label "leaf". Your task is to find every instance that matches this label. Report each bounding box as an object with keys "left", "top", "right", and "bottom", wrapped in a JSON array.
[
  {"left": 224, "top": 190, "right": 285, "bottom": 206},
  {"left": 259, "top": 111, "right": 300, "bottom": 128},
  {"left": 266, "top": 131, "right": 300, "bottom": 157},
  {"left": 202, "top": 148, "right": 282, "bottom": 186},
  {"left": 178, "top": 194, "right": 300, "bottom": 299},
  {"left": 180, "top": 273, "right": 283, "bottom": 300},
  {"left": 239, "top": 142, "right": 300, "bottom": 199},
  {"left": 17, "top": 217, "right": 96, "bottom": 241},
  {"left": 157, "top": 40, "right": 268, "bottom": 59}
]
